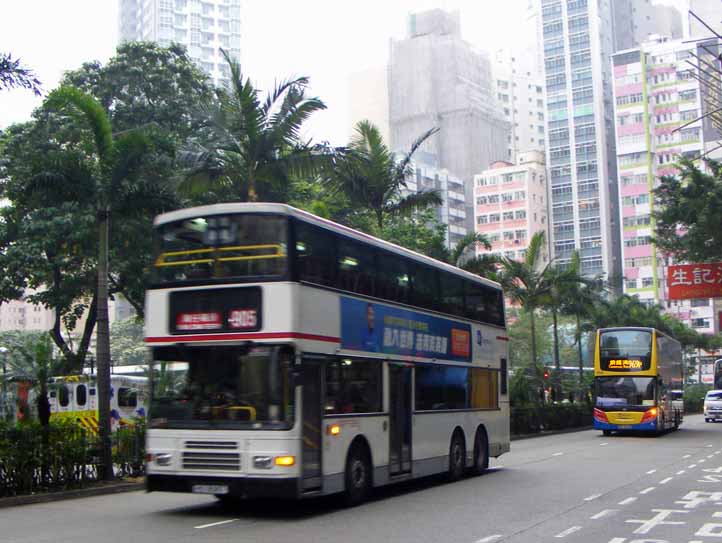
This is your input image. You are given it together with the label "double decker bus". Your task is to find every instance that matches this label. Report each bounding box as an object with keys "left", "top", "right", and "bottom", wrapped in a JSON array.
[
  {"left": 144, "top": 203, "right": 509, "bottom": 503},
  {"left": 593, "top": 327, "right": 683, "bottom": 436}
]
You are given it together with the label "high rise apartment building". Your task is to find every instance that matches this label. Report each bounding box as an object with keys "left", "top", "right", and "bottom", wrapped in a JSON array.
[
  {"left": 540, "top": 0, "right": 621, "bottom": 277},
  {"left": 389, "top": 9, "right": 509, "bottom": 233},
  {"left": 118, "top": 0, "right": 241, "bottom": 87},
  {"left": 687, "top": 0, "right": 722, "bottom": 39},
  {"left": 473, "top": 150, "right": 550, "bottom": 263},
  {"left": 492, "top": 49, "right": 547, "bottom": 162},
  {"left": 401, "top": 154, "right": 469, "bottom": 249},
  {"left": 539, "top": 0, "right": 684, "bottom": 278},
  {"left": 612, "top": 36, "right": 719, "bottom": 334}
]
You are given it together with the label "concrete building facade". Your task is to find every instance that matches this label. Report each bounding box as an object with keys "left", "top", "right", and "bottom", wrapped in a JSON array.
[
  {"left": 389, "top": 9, "right": 509, "bottom": 233},
  {"left": 540, "top": 0, "right": 622, "bottom": 278},
  {"left": 473, "top": 150, "right": 550, "bottom": 263},
  {"left": 612, "top": 36, "right": 719, "bottom": 334},
  {"left": 492, "top": 49, "right": 547, "bottom": 162},
  {"left": 118, "top": 0, "right": 241, "bottom": 87}
]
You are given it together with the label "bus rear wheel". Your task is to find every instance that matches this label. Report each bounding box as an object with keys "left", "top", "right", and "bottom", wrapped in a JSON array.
[
  {"left": 344, "top": 444, "right": 371, "bottom": 506},
  {"left": 448, "top": 431, "right": 466, "bottom": 481},
  {"left": 471, "top": 428, "right": 489, "bottom": 476}
]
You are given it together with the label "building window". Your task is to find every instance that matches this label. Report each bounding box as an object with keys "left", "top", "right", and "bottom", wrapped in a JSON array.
[{"left": 641, "top": 277, "right": 654, "bottom": 288}]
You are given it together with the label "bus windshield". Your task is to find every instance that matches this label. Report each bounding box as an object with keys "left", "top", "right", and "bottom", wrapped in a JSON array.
[
  {"left": 599, "top": 330, "right": 653, "bottom": 371},
  {"left": 149, "top": 345, "right": 295, "bottom": 430},
  {"left": 595, "top": 376, "right": 656, "bottom": 408},
  {"left": 153, "top": 213, "right": 288, "bottom": 284}
]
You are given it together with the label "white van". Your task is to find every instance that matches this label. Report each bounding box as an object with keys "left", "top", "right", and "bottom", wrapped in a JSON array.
[{"left": 704, "top": 390, "right": 722, "bottom": 423}]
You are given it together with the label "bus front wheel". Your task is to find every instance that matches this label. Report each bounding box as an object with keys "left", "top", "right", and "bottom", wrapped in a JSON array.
[
  {"left": 344, "top": 443, "right": 371, "bottom": 506},
  {"left": 448, "top": 431, "right": 466, "bottom": 481}
]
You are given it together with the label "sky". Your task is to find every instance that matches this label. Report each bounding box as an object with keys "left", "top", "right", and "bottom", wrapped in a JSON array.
[{"left": 0, "top": 0, "right": 530, "bottom": 145}]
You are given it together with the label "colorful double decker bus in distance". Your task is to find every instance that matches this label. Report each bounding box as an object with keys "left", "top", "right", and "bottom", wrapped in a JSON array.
[
  {"left": 593, "top": 327, "right": 683, "bottom": 436},
  {"left": 144, "top": 203, "right": 510, "bottom": 503}
]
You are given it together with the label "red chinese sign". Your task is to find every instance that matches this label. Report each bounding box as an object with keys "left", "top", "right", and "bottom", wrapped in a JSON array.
[{"left": 667, "top": 263, "right": 722, "bottom": 300}]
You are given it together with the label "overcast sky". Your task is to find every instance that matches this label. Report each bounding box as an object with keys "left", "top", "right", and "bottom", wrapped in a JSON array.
[
  {"left": 1, "top": 0, "right": 689, "bottom": 144},
  {"left": 0, "top": 0, "right": 533, "bottom": 145}
]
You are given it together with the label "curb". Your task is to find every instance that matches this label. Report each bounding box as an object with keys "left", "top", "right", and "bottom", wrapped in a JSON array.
[
  {"left": 0, "top": 480, "right": 144, "bottom": 509},
  {"left": 511, "top": 425, "right": 593, "bottom": 441}
]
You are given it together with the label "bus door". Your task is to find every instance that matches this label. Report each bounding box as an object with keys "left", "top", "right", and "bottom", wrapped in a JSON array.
[
  {"left": 389, "top": 364, "right": 412, "bottom": 475},
  {"left": 301, "top": 359, "right": 323, "bottom": 491}
]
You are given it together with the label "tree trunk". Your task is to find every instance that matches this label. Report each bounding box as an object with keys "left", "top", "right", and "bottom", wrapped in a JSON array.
[
  {"left": 96, "top": 210, "right": 114, "bottom": 481},
  {"left": 576, "top": 314, "right": 584, "bottom": 386},
  {"left": 247, "top": 169, "right": 257, "bottom": 202},
  {"left": 529, "top": 309, "right": 537, "bottom": 367},
  {"left": 552, "top": 307, "right": 561, "bottom": 401}
]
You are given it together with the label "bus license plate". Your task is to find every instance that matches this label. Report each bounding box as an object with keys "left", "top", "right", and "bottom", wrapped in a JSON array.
[{"left": 192, "top": 484, "right": 228, "bottom": 495}]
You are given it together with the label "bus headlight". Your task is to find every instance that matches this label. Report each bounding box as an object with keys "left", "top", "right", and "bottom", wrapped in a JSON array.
[
  {"left": 253, "top": 456, "right": 273, "bottom": 469},
  {"left": 155, "top": 453, "right": 173, "bottom": 466}
]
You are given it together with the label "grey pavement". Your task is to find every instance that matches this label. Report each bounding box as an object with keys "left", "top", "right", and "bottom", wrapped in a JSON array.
[{"left": 1, "top": 414, "right": 720, "bottom": 543}]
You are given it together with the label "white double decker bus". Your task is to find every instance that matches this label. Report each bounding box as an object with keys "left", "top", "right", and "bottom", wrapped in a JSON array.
[{"left": 145, "top": 203, "right": 509, "bottom": 503}]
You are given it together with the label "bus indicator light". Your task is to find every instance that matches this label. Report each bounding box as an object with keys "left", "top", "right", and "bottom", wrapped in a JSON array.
[
  {"left": 328, "top": 424, "right": 341, "bottom": 436},
  {"left": 274, "top": 456, "right": 295, "bottom": 467},
  {"left": 641, "top": 407, "right": 658, "bottom": 423}
]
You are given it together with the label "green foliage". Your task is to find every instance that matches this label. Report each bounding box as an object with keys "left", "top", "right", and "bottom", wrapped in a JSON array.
[
  {"left": 654, "top": 158, "right": 722, "bottom": 263},
  {"left": 329, "top": 120, "right": 442, "bottom": 229},
  {"left": 0, "top": 419, "right": 146, "bottom": 496},
  {"left": 0, "top": 52, "right": 41, "bottom": 95},
  {"left": 684, "top": 383, "right": 711, "bottom": 414},
  {"left": 510, "top": 404, "right": 591, "bottom": 435},
  {"left": 110, "top": 317, "right": 146, "bottom": 366},
  {"left": 180, "top": 49, "right": 330, "bottom": 203},
  {"left": 0, "top": 331, "right": 64, "bottom": 425},
  {"left": 377, "top": 208, "right": 449, "bottom": 260},
  {"left": 508, "top": 310, "right": 553, "bottom": 369}
]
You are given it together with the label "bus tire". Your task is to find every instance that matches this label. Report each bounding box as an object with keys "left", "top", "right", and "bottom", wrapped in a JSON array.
[
  {"left": 602, "top": 430, "right": 611, "bottom": 436},
  {"left": 471, "top": 427, "right": 489, "bottom": 476},
  {"left": 344, "top": 442, "right": 371, "bottom": 506},
  {"left": 448, "top": 430, "right": 466, "bottom": 481}
]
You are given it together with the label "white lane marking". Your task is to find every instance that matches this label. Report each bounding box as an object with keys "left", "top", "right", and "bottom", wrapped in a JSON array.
[
  {"left": 659, "top": 477, "right": 673, "bottom": 484},
  {"left": 607, "top": 539, "right": 626, "bottom": 543},
  {"left": 684, "top": 454, "right": 692, "bottom": 458},
  {"left": 584, "top": 493, "right": 602, "bottom": 501},
  {"left": 640, "top": 487, "right": 656, "bottom": 494},
  {"left": 646, "top": 469, "right": 657, "bottom": 474},
  {"left": 708, "top": 454, "right": 715, "bottom": 459},
  {"left": 699, "top": 458, "right": 707, "bottom": 463},
  {"left": 552, "top": 452, "right": 564, "bottom": 456},
  {"left": 689, "top": 464, "right": 698, "bottom": 469},
  {"left": 600, "top": 442, "right": 609, "bottom": 446},
  {"left": 619, "top": 497, "right": 637, "bottom": 505},
  {"left": 677, "top": 470, "right": 686, "bottom": 475},
  {"left": 475, "top": 535, "right": 502, "bottom": 543},
  {"left": 626, "top": 508, "right": 688, "bottom": 534},
  {"left": 554, "top": 526, "right": 582, "bottom": 538},
  {"left": 715, "top": 512, "right": 722, "bottom": 518},
  {"left": 706, "top": 444, "right": 713, "bottom": 447},
  {"left": 194, "top": 519, "right": 240, "bottom": 530},
  {"left": 590, "top": 509, "right": 616, "bottom": 520}
]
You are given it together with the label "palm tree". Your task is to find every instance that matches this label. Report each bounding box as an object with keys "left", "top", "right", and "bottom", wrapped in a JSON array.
[
  {"left": 46, "top": 86, "right": 168, "bottom": 481},
  {"left": 498, "top": 231, "right": 555, "bottom": 368},
  {"left": 331, "top": 120, "right": 442, "bottom": 229},
  {"left": 181, "top": 49, "right": 329, "bottom": 203},
  {"left": 1, "top": 332, "right": 63, "bottom": 427},
  {"left": 446, "top": 232, "right": 500, "bottom": 280}
]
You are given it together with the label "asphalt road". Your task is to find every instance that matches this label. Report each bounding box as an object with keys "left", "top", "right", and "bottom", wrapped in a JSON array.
[{"left": 2, "top": 414, "right": 721, "bottom": 543}]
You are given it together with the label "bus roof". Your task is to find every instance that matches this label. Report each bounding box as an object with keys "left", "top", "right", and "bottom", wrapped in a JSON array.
[{"left": 154, "top": 202, "right": 503, "bottom": 291}]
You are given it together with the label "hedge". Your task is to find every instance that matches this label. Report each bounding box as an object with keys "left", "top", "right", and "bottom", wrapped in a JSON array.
[
  {"left": 511, "top": 404, "right": 592, "bottom": 436},
  {"left": 0, "top": 420, "right": 145, "bottom": 497}
]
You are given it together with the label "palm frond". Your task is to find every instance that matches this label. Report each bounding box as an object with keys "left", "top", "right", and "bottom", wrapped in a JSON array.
[
  {"left": 450, "top": 232, "right": 493, "bottom": 266},
  {"left": 386, "top": 190, "right": 443, "bottom": 217}
]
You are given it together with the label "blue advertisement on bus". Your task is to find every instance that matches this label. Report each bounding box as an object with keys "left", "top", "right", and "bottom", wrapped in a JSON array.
[{"left": 340, "top": 297, "right": 471, "bottom": 362}]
